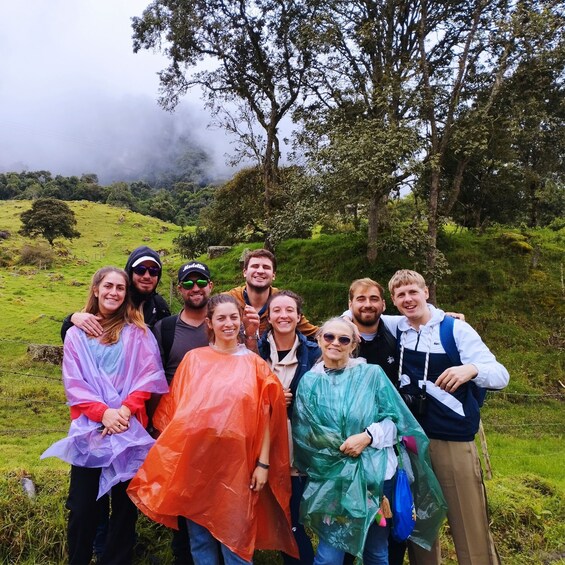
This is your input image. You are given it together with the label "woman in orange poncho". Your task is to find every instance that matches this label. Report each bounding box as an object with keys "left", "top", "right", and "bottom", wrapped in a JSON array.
[{"left": 128, "top": 294, "right": 297, "bottom": 564}]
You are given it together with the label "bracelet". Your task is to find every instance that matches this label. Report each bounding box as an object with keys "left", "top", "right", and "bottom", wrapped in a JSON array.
[
  {"left": 256, "top": 460, "right": 270, "bottom": 470},
  {"left": 245, "top": 333, "right": 258, "bottom": 340},
  {"left": 364, "top": 427, "right": 373, "bottom": 443}
]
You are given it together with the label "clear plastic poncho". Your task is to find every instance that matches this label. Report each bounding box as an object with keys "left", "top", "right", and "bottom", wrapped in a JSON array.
[
  {"left": 41, "top": 324, "right": 168, "bottom": 498},
  {"left": 292, "top": 361, "right": 446, "bottom": 558}
]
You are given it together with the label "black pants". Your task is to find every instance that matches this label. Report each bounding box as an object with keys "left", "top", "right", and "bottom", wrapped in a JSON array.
[
  {"left": 282, "top": 476, "right": 315, "bottom": 564},
  {"left": 66, "top": 465, "right": 138, "bottom": 565},
  {"left": 171, "top": 516, "right": 195, "bottom": 565}
]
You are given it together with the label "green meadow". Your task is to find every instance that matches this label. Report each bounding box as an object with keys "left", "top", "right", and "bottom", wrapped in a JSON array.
[{"left": 0, "top": 200, "right": 564, "bottom": 563}]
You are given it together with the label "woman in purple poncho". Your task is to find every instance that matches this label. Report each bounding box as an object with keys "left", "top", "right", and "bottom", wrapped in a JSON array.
[{"left": 42, "top": 266, "right": 168, "bottom": 565}]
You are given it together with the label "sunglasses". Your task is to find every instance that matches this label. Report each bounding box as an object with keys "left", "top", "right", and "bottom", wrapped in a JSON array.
[
  {"left": 180, "top": 279, "right": 209, "bottom": 289},
  {"left": 132, "top": 265, "right": 161, "bottom": 277},
  {"left": 322, "top": 333, "right": 352, "bottom": 346}
]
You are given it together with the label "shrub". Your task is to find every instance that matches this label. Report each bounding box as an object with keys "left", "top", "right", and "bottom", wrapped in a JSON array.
[
  {"left": 174, "top": 227, "right": 224, "bottom": 259},
  {"left": 0, "top": 248, "right": 12, "bottom": 267},
  {"left": 548, "top": 217, "right": 565, "bottom": 232},
  {"left": 17, "top": 244, "right": 55, "bottom": 268}
]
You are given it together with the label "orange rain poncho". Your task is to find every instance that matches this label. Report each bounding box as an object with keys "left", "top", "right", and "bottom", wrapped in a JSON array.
[{"left": 127, "top": 346, "right": 298, "bottom": 561}]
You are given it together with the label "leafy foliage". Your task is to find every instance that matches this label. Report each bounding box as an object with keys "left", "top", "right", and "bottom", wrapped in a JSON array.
[
  {"left": 19, "top": 198, "right": 80, "bottom": 246},
  {"left": 132, "top": 0, "right": 319, "bottom": 243},
  {"left": 173, "top": 227, "right": 224, "bottom": 260},
  {"left": 200, "top": 166, "right": 319, "bottom": 246}
]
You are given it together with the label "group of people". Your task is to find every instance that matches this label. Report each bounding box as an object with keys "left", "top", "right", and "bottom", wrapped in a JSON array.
[{"left": 42, "top": 246, "right": 509, "bottom": 565}]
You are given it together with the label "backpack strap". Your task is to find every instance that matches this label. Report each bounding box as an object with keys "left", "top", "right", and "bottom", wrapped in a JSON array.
[
  {"left": 160, "top": 315, "right": 178, "bottom": 368},
  {"left": 440, "top": 316, "right": 486, "bottom": 407},
  {"left": 439, "top": 316, "right": 461, "bottom": 366}
]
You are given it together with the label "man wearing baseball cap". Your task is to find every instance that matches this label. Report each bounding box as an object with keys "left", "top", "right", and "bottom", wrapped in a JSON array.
[
  {"left": 152, "top": 261, "right": 213, "bottom": 384},
  {"left": 150, "top": 260, "right": 214, "bottom": 565}
]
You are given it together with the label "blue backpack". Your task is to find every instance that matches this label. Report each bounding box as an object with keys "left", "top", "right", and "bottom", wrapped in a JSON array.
[{"left": 397, "top": 315, "right": 487, "bottom": 406}]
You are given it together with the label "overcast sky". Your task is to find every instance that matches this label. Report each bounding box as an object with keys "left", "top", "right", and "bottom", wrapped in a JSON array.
[{"left": 0, "top": 1, "right": 233, "bottom": 184}]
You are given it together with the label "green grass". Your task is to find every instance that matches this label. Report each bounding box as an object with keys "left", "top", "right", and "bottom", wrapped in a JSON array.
[{"left": 1, "top": 201, "right": 564, "bottom": 563}]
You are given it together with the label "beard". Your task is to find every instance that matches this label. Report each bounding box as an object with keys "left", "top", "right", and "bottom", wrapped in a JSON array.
[
  {"left": 246, "top": 281, "right": 271, "bottom": 293},
  {"left": 184, "top": 295, "right": 209, "bottom": 310},
  {"left": 352, "top": 309, "right": 379, "bottom": 328}
]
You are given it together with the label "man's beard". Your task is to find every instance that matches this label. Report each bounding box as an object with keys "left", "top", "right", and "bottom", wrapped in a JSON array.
[
  {"left": 185, "top": 296, "right": 208, "bottom": 310},
  {"left": 353, "top": 310, "right": 379, "bottom": 328},
  {"left": 247, "top": 281, "right": 271, "bottom": 293}
]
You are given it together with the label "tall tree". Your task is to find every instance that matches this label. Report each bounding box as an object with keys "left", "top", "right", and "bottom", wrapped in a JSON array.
[
  {"left": 132, "top": 0, "right": 317, "bottom": 246},
  {"left": 300, "top": 0, "right": 563, "bottom": 298},
  {"left": 19, "top": 198, "right": 80, "bottom": 246},
  {"left": 296, "top": 0, "right": 423, "bottom": 261},
  {"left": 414, "top": 0, "right": 563, "bottom": 299}
]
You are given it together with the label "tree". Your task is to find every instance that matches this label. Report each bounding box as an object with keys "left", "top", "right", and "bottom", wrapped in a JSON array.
[
  {"left": 200, "top": 166, "right": 318, "bottom": 245},
  {"left": 19, "top": 198, "right": 80, "bottom": 246},
  {"left": 132, "top": 0, "right": 317, "bottom": 246},
  {"left": 412, "top": 0, "right": 564, "bottom": 300},
  {"left": 106, "top": 182, "right": 136, "bottom": 210},
  {"left": 300, "top": 0, "right": 563, "bottom": 299},
  {"left": 296, "top": 0, "right": 424, "bottom": 261}
]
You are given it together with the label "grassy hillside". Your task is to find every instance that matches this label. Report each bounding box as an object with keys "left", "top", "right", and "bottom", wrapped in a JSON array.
[{"left": 0, "top": 200, "right": 564, "bottom": 564}]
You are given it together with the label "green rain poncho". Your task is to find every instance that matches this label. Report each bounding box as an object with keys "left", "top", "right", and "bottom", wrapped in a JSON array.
[{"left": 292, "top": 359, "right": 446, "bottom": 558}]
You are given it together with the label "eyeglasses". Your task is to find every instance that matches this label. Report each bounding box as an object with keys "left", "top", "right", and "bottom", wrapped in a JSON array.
[
  {"left": 132, "top": 265, "right": 161, "bottom": 277},
  {"left": 180, "top": 279, "right": 209, "bottom": 289},
  {"left": 322, "top": 333, "right": 352, "bottom": 346}
]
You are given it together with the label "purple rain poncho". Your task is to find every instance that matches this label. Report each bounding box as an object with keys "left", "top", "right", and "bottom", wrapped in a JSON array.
[{"left": 41, "top": 324, "right": 168, "bottom": 498}]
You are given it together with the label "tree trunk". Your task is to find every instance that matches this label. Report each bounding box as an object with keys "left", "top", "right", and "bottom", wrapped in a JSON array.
[
  {"left": 367, "top": 191, "right": 388, "bottom": 263},
  {"left": 262, "top": 119, "right": 280, "bottom": 251},
  {"left": 529, "top": 179, "right": 539, "bottom": 228},
  {"left": 426, "top": 170, "right": 440, "bottom": 305}
]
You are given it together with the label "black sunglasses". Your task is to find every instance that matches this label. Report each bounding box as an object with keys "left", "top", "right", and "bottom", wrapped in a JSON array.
[
  {"left": 322, "top": 333, "right": 352, "bottom": 345},
  {"left": 180, "top": 279, "right": 209, "bottom": 289},
  {"left": 132, "top": 265, "right": 161, "bottom": 277}
]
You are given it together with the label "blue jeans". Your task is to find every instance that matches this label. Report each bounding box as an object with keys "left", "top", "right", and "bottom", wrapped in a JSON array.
[
  {"left": 314, "top": 480, "right": 393, "bottom": 565},
  {"left": 186, "top": 519, "right": 252, "bottom": 565}
]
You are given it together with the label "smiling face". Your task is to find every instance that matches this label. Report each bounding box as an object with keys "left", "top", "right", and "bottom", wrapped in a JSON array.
[
  {"left": 318, "top": 319, "right": 357, "bottom": 369},
  {"left": 178, "top": 274, "right": 213, "bottom": 311},
  {"left": 391, "top": 282, "right": 431, "bottom": 328},
  {"left": 95, "top": 272, "right": 128, "bottom": 316},
  {"left": 268, "top": 294, "right": 300, "bottom": 337},
  {"left": 131, "top": 260, "right": 160, "bottom": 295},
  {"left": 349, "top": 284, "right": 386, "bottom": 331},
  {"left": 243, "top": 256, "right": 275, "bottom": 292},
  {"left": 207, "top": 302, "right": 241, "bottom": 348}
]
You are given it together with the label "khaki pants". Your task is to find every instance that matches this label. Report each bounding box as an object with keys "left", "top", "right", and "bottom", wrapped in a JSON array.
[{"left": 408, "top": 439, "right": 500, "bottom": 565}]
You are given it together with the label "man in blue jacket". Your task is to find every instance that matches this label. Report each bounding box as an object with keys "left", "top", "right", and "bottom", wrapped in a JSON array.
[{"left": 385, "top": 269, "right": 509, "bottom": 565}]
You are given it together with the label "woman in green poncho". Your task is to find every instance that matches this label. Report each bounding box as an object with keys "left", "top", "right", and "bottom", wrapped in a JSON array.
[{"left": 292, "top": 318, "right": 446, "bottom": 564}]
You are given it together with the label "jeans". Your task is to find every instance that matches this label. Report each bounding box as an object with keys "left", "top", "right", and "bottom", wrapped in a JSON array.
[
  {"left": 314, "top": 480, "right": 393, "bottom": 565},
  {"left": 186, "top": 519, "right": 252, "bottom": 565},
  {"left": 92, "top": 495, "right": 110, "bottom": 558}
]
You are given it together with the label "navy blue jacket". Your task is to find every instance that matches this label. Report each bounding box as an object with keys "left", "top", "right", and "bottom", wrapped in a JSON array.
[{"left": 258, "top": 331, "right": 321, "bottom": 418}]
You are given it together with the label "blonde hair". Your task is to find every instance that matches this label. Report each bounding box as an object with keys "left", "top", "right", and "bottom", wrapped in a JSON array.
[
  {"left": 317, "top": 316, "right": 360, "bottom": 354},
  {"left": 84, "top": 267, "right": 145, "bottom": 344},
  {"left": 388, "top": 269, "right": 427, "bottom": 297}
]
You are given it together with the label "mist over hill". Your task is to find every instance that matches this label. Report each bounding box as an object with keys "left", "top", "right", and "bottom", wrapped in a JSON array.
[{"left": 0, "top": 93, "right": 234, "bottom": 186}]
